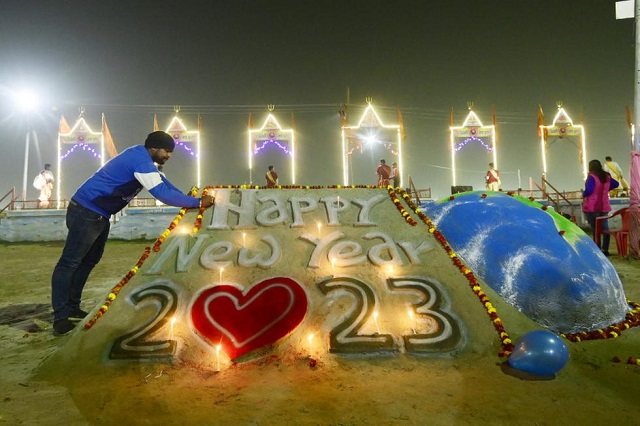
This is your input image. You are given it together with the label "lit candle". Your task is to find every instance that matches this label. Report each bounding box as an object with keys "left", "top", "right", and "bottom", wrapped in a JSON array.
[
  {"left": 317, "top": 222, "right": 322, "bottom": 237},
  {"left": 216, "top": 343, "right": 221, "bottom": 371},
  {"left": 242, "top": 232, "right": 246, "bottom": 248},
  {"left": 307, "top": 333, "right": 314, "bottom": 356},
  {"left": 336, "top": 195, "right": 340, "bottom": 207},
  {"left": 387, "top": 265, "right": 394, "bottom": 277},
  {"left": 408, "top": 309, "right": 416, "bottom": 334},
  {"left": 181, "top": 226, "right": 188, "bottom": 235},
  {"left": 373, "top": 310, "right": 380, "bottom": 334},
  {"left": 219, "top": 267, "right": 224, "bottom": 283}
]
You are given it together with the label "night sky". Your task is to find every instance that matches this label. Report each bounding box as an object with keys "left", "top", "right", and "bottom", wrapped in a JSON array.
[{"left": 0, "top": 0, "right": 635, "bottom": 199}]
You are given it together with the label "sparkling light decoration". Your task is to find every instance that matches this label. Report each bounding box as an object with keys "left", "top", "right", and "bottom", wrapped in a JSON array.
[
  {"left": 454, "top": 136, "right": 493, "bottom": 153},
  {"left": 248, "top": 106, "right": 296, "bottom": 185},
  {"left": 60, "top": 143, "right": 103, "bottom": 160},
  {"left": 449, "top": 106, "right": 497, "bottom": 187},
  {"left": 57, "top": 114, "right": 104, "bottom": 208},
  {"left": 253, "top": 139, "right": 293, "bottom": 156},
  {"left": 538, "top": 103, "right": 587, "bottom": 180},
  {"left": 341, "top": 98, "right": 404, "bottom": 187}
]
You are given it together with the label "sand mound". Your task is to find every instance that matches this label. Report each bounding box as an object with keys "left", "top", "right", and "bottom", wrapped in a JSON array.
[{"left": 31, "top": 187, "right": 640, "bottom": 424}]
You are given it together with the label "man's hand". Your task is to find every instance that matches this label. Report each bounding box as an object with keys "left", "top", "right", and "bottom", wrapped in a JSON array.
[{"left": 200, "top": 195, "right": 215, "bottom": 208}]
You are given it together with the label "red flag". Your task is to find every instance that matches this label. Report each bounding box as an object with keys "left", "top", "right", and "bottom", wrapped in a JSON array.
[{"left": 102, "top": 114, "right": 119, "bottom": 158}]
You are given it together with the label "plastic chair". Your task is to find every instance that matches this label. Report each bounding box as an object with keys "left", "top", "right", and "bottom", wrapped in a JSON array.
[{"left": 594, "top": 207, "right": 630, "bottom": 256}]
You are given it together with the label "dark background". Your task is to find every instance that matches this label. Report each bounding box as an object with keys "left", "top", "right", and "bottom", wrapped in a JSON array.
[{"left": 0, "top": 0, "right": 634, "bottom": 199}]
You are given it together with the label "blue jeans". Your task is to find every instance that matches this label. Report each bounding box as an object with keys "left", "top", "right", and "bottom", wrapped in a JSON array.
[
  {"left": 51, "top": 201, "right": 110, "bottom": 321},
  {"left": 584, "top": 211, "right": 610, "bottom": 251}
]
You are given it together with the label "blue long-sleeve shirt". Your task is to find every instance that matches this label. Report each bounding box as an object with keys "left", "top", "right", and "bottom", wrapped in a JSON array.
[{"left": 72, "top": 145, "right": 199, "bottom": 218}]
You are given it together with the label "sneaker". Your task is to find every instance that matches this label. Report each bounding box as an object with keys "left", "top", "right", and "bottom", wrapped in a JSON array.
[
  {"left": 53, "top": 319, "right": 76, "bottom": 335},
  {"left": 69, "top": 309, "right": 89, "bottom": 319}
]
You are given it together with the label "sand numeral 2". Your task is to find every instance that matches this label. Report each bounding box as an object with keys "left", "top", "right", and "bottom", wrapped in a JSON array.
[
  {"left": 109, "top": 283, "right": 178, "bottom": 360},
  {"left": 317, "top": 277, "right": 397, "bottom": 354}
]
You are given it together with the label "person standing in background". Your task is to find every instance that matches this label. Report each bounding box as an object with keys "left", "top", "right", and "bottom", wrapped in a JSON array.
[
  {"left": 266, "top": 165, "right": 278, "bottom": 187},
  {"left": 390, "top": 162, "right": 400, "bottom": 188},
  {"left": 583, "top": 159, "right": 619, "bottom": 256},
  {"left": 603, "top": 156, "right": 630, "bottom": 197},
  {"left": 376, "top": 159, "right": 391, "bottom": 187},
  {"left": 33, "top": 163, "right": 54, "bottom": 208},
  {"left": 485, "top": 163, "right": 500, "bottom": 191}
]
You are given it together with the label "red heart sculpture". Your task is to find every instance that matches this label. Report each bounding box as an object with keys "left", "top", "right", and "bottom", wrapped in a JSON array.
[{"left": 191, "top": 277, "right": 308, "bottom": 360}]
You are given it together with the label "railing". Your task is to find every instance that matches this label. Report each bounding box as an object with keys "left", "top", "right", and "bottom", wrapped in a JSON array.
[
  {"left": 532, "top": 176, "right": 582, "bottom": 221},
  {"left": 127, "top": 198, "right": 167, "bottom": 208},
  {"left": 407, "top": 176, "right": 432, "bottom": 204},
  {"left": 0, "top": 194, "right": 161, "bottom": 211},
  {"left": 5, "top": 199, "right": 72, "bottom": 211},
  {"left": 0, "top": 187, "right": 18, "bottom": 214}
]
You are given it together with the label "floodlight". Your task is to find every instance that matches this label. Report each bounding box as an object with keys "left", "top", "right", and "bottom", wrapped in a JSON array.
[{"left": 16, "top": 90, "right": 39, "bottom": 112}]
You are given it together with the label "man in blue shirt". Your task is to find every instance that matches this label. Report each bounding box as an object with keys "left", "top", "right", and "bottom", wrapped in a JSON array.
[{"left": 51, "top": 131, "right": 215, "bottom": 335}]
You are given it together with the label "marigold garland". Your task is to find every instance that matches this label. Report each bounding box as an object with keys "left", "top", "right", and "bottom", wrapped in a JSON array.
[
  {"left": 561, "top": 299, "right": 640, "bottom": 342},
  {"left": 398, "top": 188, "right": 640, "bottom": 350},
  {"left": 82, "top": 185, "right": 640, "bottom": 348},
  {"left": 193, "top": 186, "right": 215, "bottom": 233},
  {"left": 84, "top": 187, "right": 201, "bottom": 330},
  {"left": 386, "top": 186, "right": 417, "bottom": 226},
  {"left": 394, "top": 188, "right": 515, "bottom": 357}
]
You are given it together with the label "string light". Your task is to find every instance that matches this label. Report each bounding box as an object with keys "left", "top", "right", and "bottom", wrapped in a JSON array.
[
  {"left": 253, "top": 139, "right": 293, "bottom": 156},
  {"left": 454, "top": 135, "right": 493, "bottom": 152},
  {"left": 60, "top": 143, "right": 102, "bottom": 160}
]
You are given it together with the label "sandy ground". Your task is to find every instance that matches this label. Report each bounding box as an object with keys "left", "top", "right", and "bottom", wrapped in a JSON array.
[{"left": 2, "top": 236, "right": 640, "bottom": 425}]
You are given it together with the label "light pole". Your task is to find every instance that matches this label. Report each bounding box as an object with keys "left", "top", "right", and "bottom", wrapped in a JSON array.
[
  {"left": 16, "top": 90, "right": 39, "bottom": 203},
  {"left": 22, "top": 129, "right": 31, "bottom": 202}
]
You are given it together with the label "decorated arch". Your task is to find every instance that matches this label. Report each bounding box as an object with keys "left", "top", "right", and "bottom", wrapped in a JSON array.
[
  {"left": 247, "top": 106, "right": 296, "bottom": 185},
  {"left": 340, "top": 98, "right": 405, "bottom": 187},
  {"left": 449, "top": 103, "right": 498, "bottom": 188},
  {"left": 538, "top": 103, "right": 587, "bottom": 181},
  {"left": 56, "top": 112, "right": 118, "bottom": 208}
]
